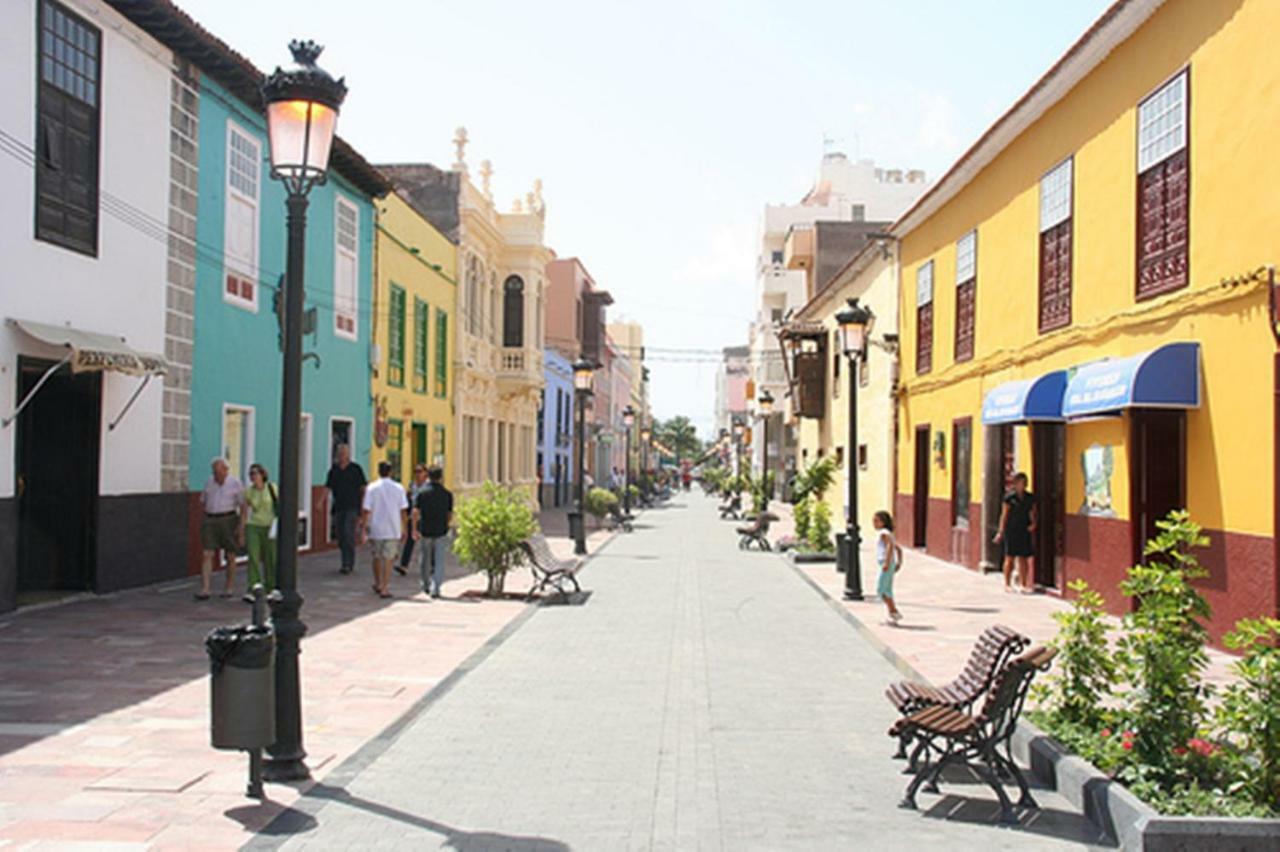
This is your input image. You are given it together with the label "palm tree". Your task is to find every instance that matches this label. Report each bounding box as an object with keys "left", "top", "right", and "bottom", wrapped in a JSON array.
[{"left": 656, "top": 416, "right": 700, "bottom": 468}]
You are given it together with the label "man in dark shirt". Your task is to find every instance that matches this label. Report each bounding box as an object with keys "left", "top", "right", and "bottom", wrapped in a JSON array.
[
  {"left": 411, "top": 466, "right": 453, "bottom": 598},
  {"left": 325, "top": 444, "right": 367, "bottom": 574}
]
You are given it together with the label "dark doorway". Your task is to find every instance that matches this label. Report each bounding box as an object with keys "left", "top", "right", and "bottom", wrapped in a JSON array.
[
  {"left": 412, "top": 422, "right": 428, "bottom": 470},
  {"left": 16, "top": 358, "right": 101, "bottom": 599},
  {"left": 1131, "top": 409, "right": 1186, "bottom": 565},
  {"left": 1031, "top": 423, "right": 1065, "bottom": 590},
  {"left": 913, "top": 425, "right": 930, "bottom": 548},
  {"left": 502, "top": 276, "right": 524, "bottom": 348}
]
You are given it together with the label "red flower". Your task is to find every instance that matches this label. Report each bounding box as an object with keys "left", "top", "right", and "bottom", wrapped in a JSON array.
[
  {"left": 1186, "top": 738, "right": 1217, "bottom": 758},
  {"left": 1100, "top": 728, "right": 1112, "bottom": 739},
  {"left": 1121, "top": 740, "right": 1134, "bottom": 751},
  {"left": 1172, "top": 746, "right": 1188, "bottom": 756}
]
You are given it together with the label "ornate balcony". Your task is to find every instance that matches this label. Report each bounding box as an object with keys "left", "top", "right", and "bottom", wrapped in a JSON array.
[{"left": 496, "top": 345, "right": 543, "bottom": 388}]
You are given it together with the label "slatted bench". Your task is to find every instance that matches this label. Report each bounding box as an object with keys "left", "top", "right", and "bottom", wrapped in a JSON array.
[
  {"left": 891, "top": 646, "right": 1057, "bottom": 824},
  {"left": 736, "top": 512, "right": 778, "bottom": 551},
  {"left": 885, "top": 624, "right": 1029, "bottom": 761},
  {"left": 518, "top": 533, "right": 583, "bottom": 600},
  {"left": 719, "top": 494, "right": 742, "bottom": 520}
]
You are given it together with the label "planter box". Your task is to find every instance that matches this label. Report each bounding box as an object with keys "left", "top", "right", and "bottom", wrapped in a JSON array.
[
  {"left": 1011, "top": 721, "right": 1280, "bottom": 850},
  {"left": 787, "top": 551, "right": 836, "bottom": 564}
]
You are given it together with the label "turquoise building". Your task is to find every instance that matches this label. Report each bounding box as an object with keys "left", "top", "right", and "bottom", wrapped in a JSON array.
[{"left": 185, "top": 62, "right": 387, "bottom": 563}]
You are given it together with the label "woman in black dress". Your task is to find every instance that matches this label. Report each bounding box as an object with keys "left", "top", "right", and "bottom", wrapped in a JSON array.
[{"left": 994, "top": 472, "right": 1037, "bottom": 593}]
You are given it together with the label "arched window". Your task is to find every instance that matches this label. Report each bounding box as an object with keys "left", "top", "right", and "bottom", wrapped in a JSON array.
[{"left": 503, "top": 275, "right": 525, "bottom": 347}]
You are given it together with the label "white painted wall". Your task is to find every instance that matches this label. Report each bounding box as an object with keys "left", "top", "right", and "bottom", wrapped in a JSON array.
[{"left": 0, "top": 0, "right": 172, "bottom": 498}]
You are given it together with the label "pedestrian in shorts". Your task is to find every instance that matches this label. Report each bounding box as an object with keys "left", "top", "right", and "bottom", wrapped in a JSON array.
[
  {"left": 361, "top": 461, "right": 407, "bottom": 598},
  {"left": 197, "top": 458, "right": 244, "bottom": 600}
]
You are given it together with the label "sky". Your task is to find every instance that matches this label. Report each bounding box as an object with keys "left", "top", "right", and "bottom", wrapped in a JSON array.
[{"left": 177, "top": 0, "right": 1113, "bottom": 439}]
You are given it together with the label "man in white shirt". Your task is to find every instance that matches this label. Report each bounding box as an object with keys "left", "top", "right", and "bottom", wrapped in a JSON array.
[
  {"left": 361, "top": 461, "right": 407, "bottom": 598},
  {"left": 198, "top": 457, "right": 245, "bottom": 600}
]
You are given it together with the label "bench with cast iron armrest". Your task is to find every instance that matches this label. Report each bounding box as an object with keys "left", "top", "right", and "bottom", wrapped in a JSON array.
[
  {"left": 719, "top": 494, "right": 742, "bottom": 520},
  {"left": 891, "top": 645, "right": 1057, "bottom": 824},
  {"left": 736, "top": 512, "right": 777, "bottom": 551},
  {"left": 885, "top": 624, "right": 1029, "bottom": 762},
  {"left": 518, "top": 533, "right": 583, "bottom": 600}
]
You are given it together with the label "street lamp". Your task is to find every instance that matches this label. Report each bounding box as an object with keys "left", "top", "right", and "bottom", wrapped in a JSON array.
[
  {"left": 571, "top": 357, "right": 595, "bottom": 555},
  {"left": 639, "top": 423, "right": 651, "bottom": 501},
  {"left": 757, "top": 390, "right": 774, "bottom": 511},
  {"left": 834, "top": 297, "right": 875, "bottom": 601},
  {"left": 260, "top": 39, "right": 346, "bottom": 783},
  {"left": 621, "top": 405, "right": 636, "bottom": 516},
  {"left": 732, "top": 418, "right": 745, "bottom": 483}
]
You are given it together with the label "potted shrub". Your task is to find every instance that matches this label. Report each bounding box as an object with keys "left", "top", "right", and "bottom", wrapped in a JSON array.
[
  {"left": 451, "top": 481, "right": 536, "bottom": 597},
  {"left": 788, "top": 457, "right": 838, "bottom": 561},
  {"left": 584, "top": 486, "right": 618, "bottom": 526}
]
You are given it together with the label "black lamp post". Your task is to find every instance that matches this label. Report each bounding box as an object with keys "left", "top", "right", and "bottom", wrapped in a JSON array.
[
  {"left": 571, "top": 357, "right": 594, "bottom": 555},
  {"left": 732, "top": 418, "right": 745, "bottom": 488},
  {"left": 639, "top": 423, "right": 651, "bottom": 501},
  {"left": 834, "top": 297, "right": 875, "bottom": 601},
  {"left": 259, "top": 40, "right": 346, "bottom": 783},
  {"left": 757, "top": 390, "right": 774, "bottom": 511},
  {"left": 621, "top": 405, "right": 636, "bottom": 515}
]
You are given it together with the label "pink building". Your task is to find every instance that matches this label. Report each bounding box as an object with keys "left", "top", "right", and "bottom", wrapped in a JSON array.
[{"left": 545, "top": 257, "right": 611, "bottom": 362}]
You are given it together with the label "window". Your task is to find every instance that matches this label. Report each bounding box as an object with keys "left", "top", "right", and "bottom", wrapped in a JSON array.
[
  {"left": 387, "top": 284, "right": 405, "bottom": 387},
  {"left": 221, "top": 405, "right": 255, "bottom": 484},
  {"left": 35, "top": 1, "right": 101, "bottom": 255},
  {"left": 771, "top": 250, "right": 784, "bottom": 265},
  {"left": 955, "top": 230, "right": 976, "bottom": 362},
  {"left": 916, "top": 261, "right": 934, "bottom": 375},
  {"left": 334, "top": 197, "right": 359, "bottom": 339},
  {"left": 1136, "top": 70, "right": 1190, "bottom": 300},
  {"left": 857, "top": 444, "right": 868, "bottom": 470},
  {"left": 851, "top": 204, "right": 865, "bottom": 222},
  {"left": 952, "top": 419, "right": 972, "bottom": 527},
  {"left": 502, "top": 276, "right": 525, "bottom": 347},
  {"left": 832, "top": 334, "right": 841, "bottom": 399},
  {"left": 1038, "top": 158, "right": 1073, "bottom": 332},
  {"left": 412, "top": 297, "right": 428, "bottom": 394},
  {"left": 435, "top": 309, "right": 448, "bottom": 397},
  {"left": 385, "top": 419, "right": 403, "bottom": 479},
  {"left": 433, "top": 424, "right": 446, "bottom": 468},
  {"left": 224, "top": 123, "right": 260, "bottom": 309},
  {"left": 412, "top": 422, "right": 428, "bottom": 469}
]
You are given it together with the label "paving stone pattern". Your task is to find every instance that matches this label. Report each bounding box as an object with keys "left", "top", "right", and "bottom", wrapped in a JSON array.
[{"left": 263, "top": 497, "right": 1110, "bottom": 851}]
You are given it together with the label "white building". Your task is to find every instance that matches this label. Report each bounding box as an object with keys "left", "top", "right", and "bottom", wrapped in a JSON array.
[
  {"left": 0, "top": 0, "right": 184, "bottom": 611},
  {"left": 748, "top": 153, "right": 929, "bottom": 491}
]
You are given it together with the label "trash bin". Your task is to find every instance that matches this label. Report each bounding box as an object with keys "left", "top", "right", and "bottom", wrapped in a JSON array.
[
  {"left": 206, "top": 624, "right": 275, "bottom": 750},
  {"left": 836, "top": 533, "right": 851, "bottom": 573},
  {"left": 567, "top": 510, "right": 585, "bottom": 543}
]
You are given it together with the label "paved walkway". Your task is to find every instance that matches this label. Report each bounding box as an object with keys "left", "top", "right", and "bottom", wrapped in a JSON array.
[
  {"left": 259, "top": 497, "right": 1108, "bottom": 850},
  {"left": 0, "top": 510, "right": 608, "bottom": 850}
]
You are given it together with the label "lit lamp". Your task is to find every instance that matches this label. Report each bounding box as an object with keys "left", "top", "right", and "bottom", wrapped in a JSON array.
[
  {"left": 259, "top": 39, "right": 346, "bottom": 784},
  {"left": 621, "top": 405, "right": 636, "bottom": 516},
  {"left": 570, "top": 357, "right": 595, "bottom": 555},
  {"left": 833, "top": 297, "right": 876, "bottom": 601},
  {"left": 757, "top": 390, "right": 774, "bottom": 511}
]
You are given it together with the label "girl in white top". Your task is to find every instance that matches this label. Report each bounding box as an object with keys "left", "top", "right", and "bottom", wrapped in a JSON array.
[{"left": 874, "top": 510, "right": 904, "bottom": 624}]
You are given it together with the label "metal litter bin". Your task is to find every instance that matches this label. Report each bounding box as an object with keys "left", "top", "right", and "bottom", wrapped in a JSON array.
[{"left": 206, "top": 623, "right": 275, "bottom": 750}]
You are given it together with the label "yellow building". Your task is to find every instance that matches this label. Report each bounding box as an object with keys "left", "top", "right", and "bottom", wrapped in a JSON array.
[
  {"left": 892, "top": 0, "right": 1280, "bottom": 641},
  {"left": 371, "top": 191, "right": 457, "bottom": 489},
  {"left": 788, "top": 240, "right": 899, "bottom": 537}
]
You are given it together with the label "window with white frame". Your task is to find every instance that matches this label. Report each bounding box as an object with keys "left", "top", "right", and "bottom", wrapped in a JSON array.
[
  {"left": 955, "top": 231, "right": 976, "bottom": 284},
  {"left": 1039, "top": 158, "right": 1074, "bottom": 332},
  {"left": 334, "top": 197, "right": 359, "bottom": 339},
  {"left": 955, "top": 230, "right": 977, "bottom": 362},
  {"left": 224, "top": 123, "right": 260, "bottom": 309},
  {"left": 916, "top": 260, "right": 934, "bottom": 375},
  {"left": 222, "top": 404, "right": 255, "bottom": 484},
  {"left": 1039, "top": 159, "right": 1073, "bottom": 232},
  {"left": 1138, "top": 71, "right": 1187, "bottom": 173}
]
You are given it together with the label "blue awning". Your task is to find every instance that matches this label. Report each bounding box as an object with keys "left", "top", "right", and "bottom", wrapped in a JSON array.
[
  {"left": 1062, "top": 342, "right": 1200, "bottom": 419},
  {"left": 981, "top": 371, "right": 1068, "bottom": 425}
]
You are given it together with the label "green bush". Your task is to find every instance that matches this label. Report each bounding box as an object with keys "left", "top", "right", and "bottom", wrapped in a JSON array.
[
  {"left": 792, "top": 456, "right": 837, "bottom": 503},
  {"left": 793, "top": 495, "right": 812, "bottom": 542},
  {"left": 807, "top": 500, "right": 834, "bottom": 553},
  {"left": 626, "top": 484, "right": 641, "bottom": 504},
  {"left": 585, "top": 487, "right": 618, "bottom": 518},
  {"left": 1033, "top": 579, "right": 1116, "bottom": 730},
  {"left": 1115, "top": 510, "right": 1212, "bottom": 778},
  {"left": 1216, "top": 617, "right": 1280, "bottom": 811},
  {"left": 452, "top": 482, "right": 536, "bottom": 596}
]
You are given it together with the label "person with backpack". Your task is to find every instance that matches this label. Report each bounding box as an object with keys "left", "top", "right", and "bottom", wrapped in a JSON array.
[{"left": 241, "top": 463, "right": 279, "bottom": 592}]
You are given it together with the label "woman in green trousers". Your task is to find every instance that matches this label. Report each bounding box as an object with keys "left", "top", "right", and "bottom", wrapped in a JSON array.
[{"left": 241, "top": 463, "right": 279, "bottom": 592}]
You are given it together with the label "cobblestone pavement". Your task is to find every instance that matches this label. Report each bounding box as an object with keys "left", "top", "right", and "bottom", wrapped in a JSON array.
[
  {"left": 260, "top": 497, "right": 1109, "bottom": 851},
  {"left": 0, "top": 511, "right": 607, "bottom": 850}
]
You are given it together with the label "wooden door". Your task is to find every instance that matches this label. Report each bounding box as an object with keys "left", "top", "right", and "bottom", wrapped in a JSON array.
[
  {"left": 1131, "top": 410, "right": 1186, "bottom": 563},
  {"left": 1032, "top": 423, "right": 1065, "bottom": 590},
  {"left": 913, "top": 425, "right": 930, "bottom": 548}
]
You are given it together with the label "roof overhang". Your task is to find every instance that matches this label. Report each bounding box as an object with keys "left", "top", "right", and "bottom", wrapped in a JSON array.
[
  {"left": 9, "top": 318, "right": 167, "bottom": 376},
  {"left": 1062, "top": 342, "right": 1200, "bottom": 419}
]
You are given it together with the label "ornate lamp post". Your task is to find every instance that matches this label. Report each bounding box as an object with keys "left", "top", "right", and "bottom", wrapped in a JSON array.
[
  {"left": 259, "top": 40, "right": 346, "bottom": 783},
  {"left": 757, "top": 390, "right": 774, "bottom": 511},
  {"left": 621, "top": 405, "right": 636, "bottom": 515},
  {"left": 639, "top": 423, "right": 651, "bottom": 501},
  {"left": 732, "top": 418, "right": 745, "bottom": 484},
  {"left": 570, "top": 357, "right": 595, "bottom": 555},
  {"left": 834, "top": 297, "right": 875, "bottom": 601}
]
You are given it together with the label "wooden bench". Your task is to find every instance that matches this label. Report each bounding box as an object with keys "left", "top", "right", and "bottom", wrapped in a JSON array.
[
  {"left": 605, "top": 502, "right": 634, "bottom": 532},
  {"left": 891, "top": 645, "right": 1057, "bottom": 823},
  {"left": 736, "top": 512, "right": 777, "bottom": 551},
  {"left": 518, "top": 534, "right": 583, "bottom": 600},
  {"left": 719, "top": 494, "right": 742, "bottom": 520},
  {"left": 885, "top": 624, "right": 1029, "bottom": 761}
]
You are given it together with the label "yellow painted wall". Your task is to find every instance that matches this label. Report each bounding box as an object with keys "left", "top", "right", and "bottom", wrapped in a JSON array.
[
  {"left": 372, "top": 192, "right": 458, "bottom": 491},
  {"left": 794, "top": 252, "right": 899, "bottom": 533},
  {"left": 896, "top": 0, "right": 1276, "bottom": 537}
]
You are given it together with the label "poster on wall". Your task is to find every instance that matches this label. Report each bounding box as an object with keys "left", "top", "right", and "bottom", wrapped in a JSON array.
[{"left": 1080, "top": 443, "right": 1116, "bottom": 517}]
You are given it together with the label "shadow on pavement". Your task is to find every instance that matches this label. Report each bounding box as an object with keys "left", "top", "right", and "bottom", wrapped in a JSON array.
[
  {"left": 921, "top": 794, "right": 1116, "bottom": 847},
  {"left": 249, "top": 783, "right": 571, "bottom": 851}
]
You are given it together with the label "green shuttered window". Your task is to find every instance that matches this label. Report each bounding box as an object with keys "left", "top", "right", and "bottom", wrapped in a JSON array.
[
  {"left": 388, "top": 284, "right": 406, "bottom": 387},
  {"left": 413, "top": 297, "right": 428, "bottom": 394},
  {"left": 435, "top": 309, "right": 448, "bottom": 398}
]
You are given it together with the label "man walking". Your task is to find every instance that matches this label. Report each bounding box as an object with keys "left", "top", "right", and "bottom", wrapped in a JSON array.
[
  {"left": 197, "top": 457, "right": 244, "bottom": 600},
  {"left": 361, "top": 461, "right": 407, "bottom": 598},
  {"left": 412, "top": 465, "right": 454, "bottom": 598},
  {"left": 396, "top": 464, "right": 429, "bottom": 576},
  {"left": 325, "top": 444, "right": 366, "bottom": 575}
]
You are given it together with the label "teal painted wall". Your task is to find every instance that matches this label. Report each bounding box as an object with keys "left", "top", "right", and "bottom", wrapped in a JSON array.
[{"left": 189, "top": 77, "right": 375, "bottom": 496}]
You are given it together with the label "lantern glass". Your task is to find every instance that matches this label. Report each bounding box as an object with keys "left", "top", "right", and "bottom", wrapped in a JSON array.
[
  {"left": 622, "top": 406, "right": 636, "bottom": 428},
  {"left": 758, "top": 391, "right": 774, "bottom": 415},
  {"left": 266, "top": 100, "right": 337, "bottom": 181},
  {"left": 573, "top": 359, "right": 594, "bottom": 391}
]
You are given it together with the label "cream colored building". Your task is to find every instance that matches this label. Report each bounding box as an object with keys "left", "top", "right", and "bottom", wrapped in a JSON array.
[
  {"left": 787, "top": 238, "right": 899, "bottom": 534},
  {"left": 382, "top": 129, "right": 548, "bottom": 501},
  {"left": 606, "top": 320, "right": 649, "bottom": 421}
]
